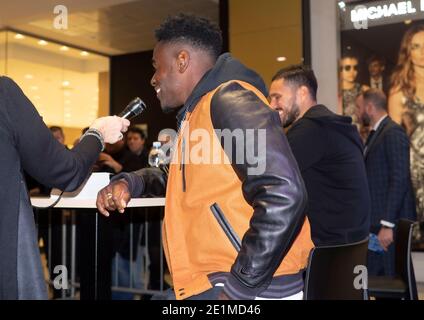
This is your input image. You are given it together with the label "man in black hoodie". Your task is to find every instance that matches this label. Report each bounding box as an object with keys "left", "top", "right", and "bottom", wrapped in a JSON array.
[{"left": 269, "top": 65, "right": 371, "bottom": 246}]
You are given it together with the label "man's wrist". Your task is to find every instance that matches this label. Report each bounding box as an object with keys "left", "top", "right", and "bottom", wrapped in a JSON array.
[
  {"left": 117, "top": 178, "right": 129, "bottom": 188},
  {"left": 380, "top": 220, "right": 395, "bottom": 228}
]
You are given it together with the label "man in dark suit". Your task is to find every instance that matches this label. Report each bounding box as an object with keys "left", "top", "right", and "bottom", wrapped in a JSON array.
[
  {"left": 365, "top": 55, "right": 390, "bottom": 96},
  {"left": 269, "top": 65, "right": 370, "bottom": 246},
  {"left": 356, "top": 89, "right": 416, "bottom": 276}
]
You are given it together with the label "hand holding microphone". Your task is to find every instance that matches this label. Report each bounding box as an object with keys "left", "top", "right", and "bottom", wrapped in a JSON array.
[
  {"left": 89, "top": 97, "right": 146, "bottom": 144},
  {"left": 89, "top": 116, "right": 129, "bottom": 144}
]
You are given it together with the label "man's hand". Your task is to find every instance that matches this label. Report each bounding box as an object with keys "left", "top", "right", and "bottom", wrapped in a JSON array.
[
  {"left": 378, "top": 227, "right": 394, "bottom": 251},
  {"left": 96, "top": 179, "right": 131, "bottom": 216}
]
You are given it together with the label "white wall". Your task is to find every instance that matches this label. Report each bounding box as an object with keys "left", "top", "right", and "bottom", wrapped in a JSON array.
[{"left": 310, "top": 0, "right": 340, "bottom": 112}]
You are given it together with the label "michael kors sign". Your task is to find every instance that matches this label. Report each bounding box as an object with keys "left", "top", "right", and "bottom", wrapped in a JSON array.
[{"left": 341, "top": 0, "right": 424, "bottom": 30}]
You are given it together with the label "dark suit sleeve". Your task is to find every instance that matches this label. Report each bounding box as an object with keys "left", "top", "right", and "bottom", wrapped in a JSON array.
[
  {"left": 2, "top": 77, "right": 102, "bottom": 191},
  {"left": 383, "top": 127, "right": 411, "bottom": 223},
  {"left": 287, "top": 119, "right": 326, "bottom": 172},
  {"left": 210, "top": 82, "right": 307, "bottom": 299}
]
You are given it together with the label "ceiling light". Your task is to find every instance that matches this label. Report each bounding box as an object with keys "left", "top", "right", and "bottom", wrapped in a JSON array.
[
  {"left": 14, "top": 34, "right": 25, "bottom": 40},
  {"left": 60, "top": 46, "right": 69, "bottom": 51},
  {"left": 276, "top": 56, "right": 287, "bottom": 62},
  {"left": 62, "top": 80, "right": 70, "bottom": 87},
  {"left": 38, "top": 40, "right": 48, "bottom": 46},
  {"left": 24, "top": 74, "right": 33, "bottom": 80},
  {"left": 405, "top": 20, "right": 412, "bottom": 25},
  {"left": 80, "top": 51, "right": 89, "bottom": 57},
  {"left": 338, "top": 1, "right": 346, "bottom": 10}
]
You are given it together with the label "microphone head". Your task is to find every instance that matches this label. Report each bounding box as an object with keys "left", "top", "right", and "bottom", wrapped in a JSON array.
[{"left": 119, "top": 97, "right": 147, "bottom": 119}]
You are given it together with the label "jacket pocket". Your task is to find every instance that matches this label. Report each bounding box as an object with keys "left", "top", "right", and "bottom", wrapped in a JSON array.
[{"left": 210, "top": 203, "right": 241, "bottom": 252}]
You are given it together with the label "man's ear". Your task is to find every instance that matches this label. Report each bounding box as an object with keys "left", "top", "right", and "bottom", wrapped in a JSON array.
[
  {"left": 297, "top": 86, "right": 309, "bottom": 102},
  {"left": 177, "top": 50, "right": 190, "bottom": 73},
  {"left": 365, "top": 102, "right": 373, "bottom": 115}
]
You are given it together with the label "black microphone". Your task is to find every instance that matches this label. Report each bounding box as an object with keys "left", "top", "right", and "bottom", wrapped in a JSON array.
[{"left": 118, "top": 97, "right": 147, "bottom": 119}]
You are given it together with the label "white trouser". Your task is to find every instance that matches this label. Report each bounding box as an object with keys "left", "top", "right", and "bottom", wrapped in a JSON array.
[{"left": 214, "top": 283, "right": 304, "bottom": 300}]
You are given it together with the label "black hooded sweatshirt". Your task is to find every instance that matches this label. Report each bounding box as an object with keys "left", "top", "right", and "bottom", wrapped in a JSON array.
[{"left": 286, "top": 104, "right": 371, "bottom": 246}]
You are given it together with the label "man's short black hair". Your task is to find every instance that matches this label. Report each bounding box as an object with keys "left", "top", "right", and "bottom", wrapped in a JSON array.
[
  {"left": 272, "top": 65, "right": 318, "bottom": 101},
  {"left": 341, "top": 54, "right": 359, "bottom": 61},
  {"left": 49, "top": 126, "right": 64, "bottom": 134},
  {"left": 367, "top": 54, "right": 386, "bottom": 66},
  {"left": 128, "top": 126, "right": 146, "bottom": 140},
  {"left": 155, "top": 13, "right": 223, "bottom": 60}
]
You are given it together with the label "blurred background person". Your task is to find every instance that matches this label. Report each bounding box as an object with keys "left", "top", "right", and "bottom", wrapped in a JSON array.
[
  {"left": 50, "top": 126, "right": 65, "bottom": 146},
  {"left": 389, "top": 24, "right": 424, "bottom": 240},
  {"left": 356, "top": 89, "right": 416, "bottom": 276},
  {"left": 366, "top": 55, "right": 390, "bottom": 96},
  {"left": 0, "top": 76, "right": 129, "bottom": 299},
  {"left": 120, "top": 127, "right": 149, "bottom": 172},
  {"left": 338, "top": 54, "right": 370, "bottom": 141}
]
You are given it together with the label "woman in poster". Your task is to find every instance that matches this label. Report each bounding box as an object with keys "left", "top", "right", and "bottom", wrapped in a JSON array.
[
  {"left": 338, "top": 54, "right": 369, "bottom": 141},
  {"left": 389, "top": 24, "right": 424, "bottom": 237}
]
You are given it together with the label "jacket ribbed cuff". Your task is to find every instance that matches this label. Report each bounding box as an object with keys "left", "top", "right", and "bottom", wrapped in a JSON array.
[
  {"left": 111, "top": 172, "right": 144, "bottom": 198},
  {"left": 223, "top": 274, "right": 264, "bottom": 300}
]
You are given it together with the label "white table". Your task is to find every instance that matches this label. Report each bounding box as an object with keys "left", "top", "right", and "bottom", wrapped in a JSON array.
[{"left": 31, "top": 196, "right": 165, "bottom": 209}]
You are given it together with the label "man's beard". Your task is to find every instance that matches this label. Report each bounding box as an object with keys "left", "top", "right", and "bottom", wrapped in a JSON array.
[
  {"left": 361, "top": 112, "right": 371, "bottom": 127},
  {"left": 283, "top": 103, "right": 301, "bottom": 128}
]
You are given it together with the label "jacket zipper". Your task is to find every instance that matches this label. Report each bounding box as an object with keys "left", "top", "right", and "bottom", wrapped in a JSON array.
[
  {"left": 180, "top": 138, "right": 186, "bottom": 192},
  {"left": 210, "top": 203, "right": 241, "bottom": 252}
]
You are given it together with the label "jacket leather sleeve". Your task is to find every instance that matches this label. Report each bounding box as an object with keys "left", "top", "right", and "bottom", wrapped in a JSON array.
[
  {"left": 111, "top": 167, "right": 167, "bottom": 198},
  {"left": 210, "top": 82, "right": 308, "bottom": 299}
]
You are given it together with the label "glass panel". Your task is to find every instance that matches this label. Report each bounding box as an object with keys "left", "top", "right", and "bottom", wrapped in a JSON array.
[
  {"left": 1, "top": 30, "right": 109, "bottom": 146},
  {"left": 0, "top": 31, "right": 6, "bottom": 75}
]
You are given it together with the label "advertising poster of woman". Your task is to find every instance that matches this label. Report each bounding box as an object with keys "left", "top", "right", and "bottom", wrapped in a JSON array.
[{"left": 339, "top": 0, "right": 424, "bottom": 243}]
